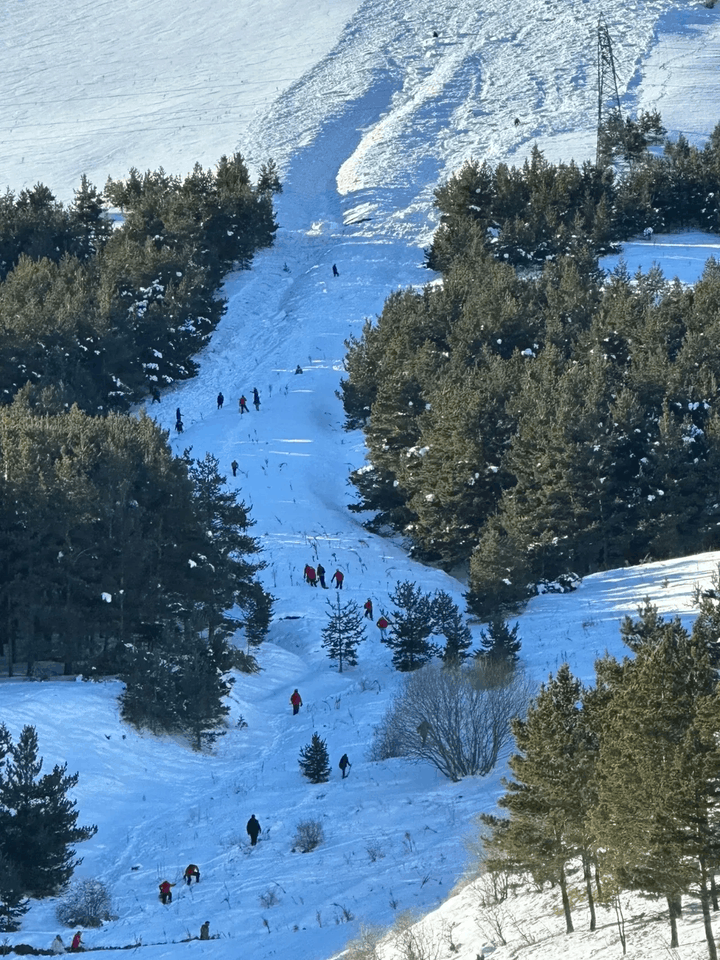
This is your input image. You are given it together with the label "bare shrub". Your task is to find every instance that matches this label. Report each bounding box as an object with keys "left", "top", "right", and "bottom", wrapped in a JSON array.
[
  {"left": 369, "top": 663, "right": 534, "bottom": 780},
  {"left": 344, "top": 924, "right": 385, "bottom": 960},
  {"left": 390, "top": 911, "right": 443, "bottom": 960},
  {"left": 259, "top": 886, "right": 281, "bottom": 908},
  {"left": 293, "top": 819, "right": 325, "bottom": 853},
  {"left": 56, "top": 879, "right": 113, "bottom": 928},
  {"left": 366, "top": 843, "right": 386, "bottom": 863}
]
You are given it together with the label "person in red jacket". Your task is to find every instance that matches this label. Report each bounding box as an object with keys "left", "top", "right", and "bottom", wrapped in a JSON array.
[
  {"left": 331, "top": 569, "right": 344, "bottom": 589},
  {"left": 239, "top": 395, "right": 249, "bottom": 414},
  {"left": 304, "top": 564, "right": 317, "bottom": 587},
  {"left": 70, "top": 931, "right": 83, "bottom": 951},
  {"left": 184, "top": 863, "right": 200, "bottom": 885},
  {"left": 159, "top": 880, "right": 175, "bottom": 904},
  {"left": 376, "top": 616, "right": 389, "bottom": 640},
  {"left": 290, "top": 689, "right": 303, "bottom": 715},
  {"left": 363, "top": 598, "right": 373, "bottom": 619}
]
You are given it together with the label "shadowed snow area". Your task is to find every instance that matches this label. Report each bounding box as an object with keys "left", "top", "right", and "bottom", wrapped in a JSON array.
[{"left": 2, "top": 0, "right": 720, "bottom": 958}]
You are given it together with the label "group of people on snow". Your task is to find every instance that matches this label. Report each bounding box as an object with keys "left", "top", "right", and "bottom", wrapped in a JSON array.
[
  {"left": 51, "top": 932, "right": 82, "bottom": 953},
  {"left": 303, "top": 564, "right": 344, "bottom": 589}
]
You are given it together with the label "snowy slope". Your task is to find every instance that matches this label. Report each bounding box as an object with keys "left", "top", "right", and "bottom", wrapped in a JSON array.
[{"left": 2, "top": 0, "right": 720, "bottom": 958}]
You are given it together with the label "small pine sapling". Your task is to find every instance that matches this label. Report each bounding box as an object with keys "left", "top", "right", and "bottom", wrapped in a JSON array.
[
  {"left": 478, "top": 618, "right": 521, "bottom": 664},
  {"left": 321, "top": 596, "right": 367, "bottom": 672},
  {"left": 298, "top": 733, "right": 331, "bottom": 783}
]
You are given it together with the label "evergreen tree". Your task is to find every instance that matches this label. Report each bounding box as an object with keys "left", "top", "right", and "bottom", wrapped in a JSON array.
[
  {"left": 478, "top": 618, "right": 521, "bottom": 664},
  {"left": 383, "top": 581, "right": 435, "bottom": 672},
  {"left": 591, "top": 604, "right": 720, "bottom": 954},
  {"left": 431, "top": 591, "right": 473, "bottom": 664},
  {"left": 0, "top": 853, "right": 28, "bottom": 932},
  {"left": 480, "top": 665, "right": 598, "bottom": 934},
  {"left": 321, "top": 596, "right": 366, "bottom": 672},
  {"left": 0, "top": 726, "right": 96, "bottom": 898},
  {"left": 175, "top": 639, "right": 231, "bottom": 751},
  {"left": 298, "top": 733, "right": 331, "bottom": 784}
]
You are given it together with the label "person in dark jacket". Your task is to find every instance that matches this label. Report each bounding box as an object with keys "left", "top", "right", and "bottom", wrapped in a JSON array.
[
  {"left": 363, "top": 598, "right": 373, "bottom": 619},
  {"left": 316, "top": 563, "right": 327, "bottom": 588},
  {"left": 176, "top": 407, "right": 182, "bottom": 422},
  {"left": 151, "top": 388, "right": 161, "bottom": 403},
  {"left": 175, "top": 419, "right": 184, "bottom": 434},
  {"left": 331, "top": 569, "right": 344, "bottom": 589},
  {"left": 231, "top": 459, "right": 239, "bottom": 477},
  {"left": 184, "top": 863, "right": 200, "bottom": 885},
  {"left": 246, "top": 814, "right": 262, "bottom": 846},
  {"left": 339, "top": 753, "right": 351, "bottom": 778},
  {"left": 332, "top": 264, "right": 339, "bottom": 277},
  {"left": 290, "top": 689, "right": 303, "bottom": 715},
  {"left": 253, "top": 387, "right": 260, "bottom": 411},
  {"left": 200, "top": 922, "right": 210, "bottom": 940},
  {"left": 217, "top": 392, "right": 224, "bottom": 409}
]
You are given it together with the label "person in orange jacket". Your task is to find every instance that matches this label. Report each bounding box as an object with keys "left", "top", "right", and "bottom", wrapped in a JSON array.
[
  {"left": 290, "top": 689, "right": 303, "bottom": 715},
  {"left": 159, "top": 880, "right": 175, "bottom": 904}
]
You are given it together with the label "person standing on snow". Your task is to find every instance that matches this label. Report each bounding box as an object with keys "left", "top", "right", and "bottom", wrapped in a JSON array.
[
  {"left": 332, "top": 264, "right": 339, "bottom": 277},
  {"left": 304, "top": 564, "right": 317, "bottom": 587},
  {"left": 316, "top": 563, "right": 327, "bottom": 588},
  {"left": 239, "top": 395, "right": 249, "bottom": 414},
  {"left": 51, "top": 935, "right": 66, "bottom": 954},
  {"left": 363, "top": 598, "right": 373, "bottom": 619},
  {"left": 184, "top": 863, "right": 200, "bottom": 885},
  {"left": 70, "top": 932, "right": 83, "bottom": 951},
  {"left": 159, "top": 880, "right": 175, "bottom": 904},
  {"left": 376, "top": 615, "right": 389, "bottom": 640},
  {"left": 253, "top": 387, "right": 260, "bottom": 411},
  {"left": 290, "top": 689, "right": 303, "bottom": 715},
  {"left": 246, "top": 814, "right": 262, "bottom": 846},
  {"left": 231, "top": 459, "right": 239, "bottom": 477},
  {"left": 339, "top": 753, "right": 351, "bottom": 778},
  {"left": 217, "top": 392, "right": 224, "bottom": 409},
  {"left": 200, "top": 922, "right": 210, "bottom": 940},
  {"left": 331, "top": 569, "right": 344, "bottom": 589}
]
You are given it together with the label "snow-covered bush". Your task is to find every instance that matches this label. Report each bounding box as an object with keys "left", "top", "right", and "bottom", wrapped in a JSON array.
[
  {"left": 293, "top": 820, "right": 325, "bottom": 853},
  {"left": 56, "top": 879, "right": 113, "bottom": 928}
]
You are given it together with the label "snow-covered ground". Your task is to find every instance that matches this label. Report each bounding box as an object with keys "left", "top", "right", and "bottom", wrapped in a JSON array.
[{"left": 2, "top": 0, "right": 720, "bottom": 958}]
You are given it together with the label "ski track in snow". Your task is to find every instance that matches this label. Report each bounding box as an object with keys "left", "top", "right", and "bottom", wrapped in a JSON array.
[{"left": 3, "top": 0, "right": 720, "bottom": 958}]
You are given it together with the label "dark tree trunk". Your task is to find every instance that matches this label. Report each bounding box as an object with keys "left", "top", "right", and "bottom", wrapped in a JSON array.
[{"left": 559, "top": 866, "right": 574, "bottom": 934}]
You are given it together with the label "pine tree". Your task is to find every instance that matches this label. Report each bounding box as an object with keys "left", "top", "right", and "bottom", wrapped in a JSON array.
[
  {"left": 175, "top": 639, "right": 231, "bottom": 751},
  {"left": 0, "top": 726, "right": 96, "bottom": 898},
  {"left": 298, "top": 733, "right": 331, "bottom": 784},
  {"left": 431, "top": 591, "right": 473, "bottom": 664},
  {"left": 0, "top": 853, "right": 28, "bottom": 932},
  {"left": 478, "top": 618, "right": 521, "bottom": 664},
  {"left": 591, "top": 604, "right": 720, "bottom": 955},
  {"left": 383, "top": 581, "right": 435, "bottom": 672},
  {"left": 480, "top": 665, "right": 598, "bottom": 934},
  {"left": 321, "top": 596, "right": 366, "bottom": 672}
]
